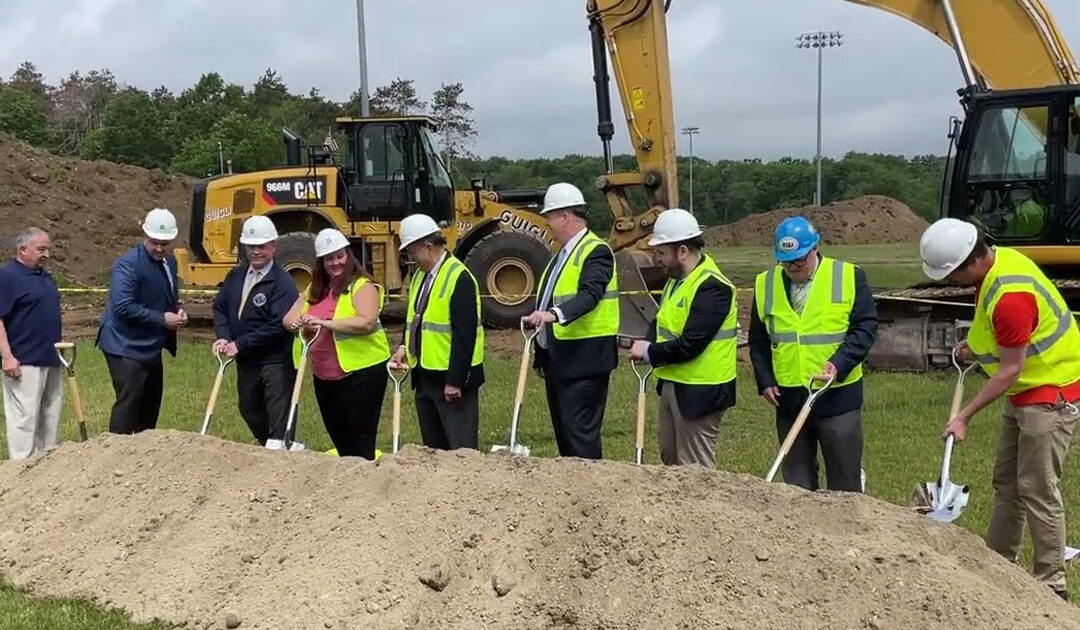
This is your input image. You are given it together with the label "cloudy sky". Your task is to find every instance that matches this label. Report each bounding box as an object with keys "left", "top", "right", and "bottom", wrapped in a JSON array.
[{"left": 2, "top": 0, "right": 1079, "bottom": 162}]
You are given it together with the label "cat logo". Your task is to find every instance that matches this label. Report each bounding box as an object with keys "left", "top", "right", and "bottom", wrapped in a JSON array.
[{"left": 262, "top": 176, "right": 328, "bottom": 206}]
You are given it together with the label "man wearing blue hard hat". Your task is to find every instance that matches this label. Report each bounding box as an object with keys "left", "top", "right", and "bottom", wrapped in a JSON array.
[{"left": 748, "top": 215, "right": 878, "bottom": 492}]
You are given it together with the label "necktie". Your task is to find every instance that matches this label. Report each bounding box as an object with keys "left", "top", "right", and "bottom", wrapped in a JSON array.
[
  {"left": 239, "top": 268, "right": 261, "bottom": 318},
  {"left": 162, "top": 260, "right": 174, "bottom": 293},
  {"left": 537, "top": 247, "right": 570, "bottom": 348},
  {"left": 409, "top": 272, "right": 435, "bottom": 357}
]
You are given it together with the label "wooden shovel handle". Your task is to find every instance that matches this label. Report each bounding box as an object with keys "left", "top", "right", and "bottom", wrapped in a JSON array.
[
  {"left": 635, "top": 390, "right": 646, "bottom": 453},
  {"left": 949, "top": 369, "right": 965, "bottom": 419},
  {"left": 204, "top": 369, "right": 226, "bottom": 419},
  {"left": 67, "top": 374, "right": 87, "bottom": 438}
]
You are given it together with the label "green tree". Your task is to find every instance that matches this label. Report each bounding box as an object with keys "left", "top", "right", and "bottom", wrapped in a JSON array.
[
  {"left": 84, "top": 89, "right": 170, "bottom": 168},
  {"left": 0, "top": 87, "right": 46, "bottom": 144},
  {"left": 170, "top": 111, "right": 280, "bottom": 176},
  {"left": 369, "top": 78, "right": 425, "bottom": 115},
  {"left": 430, "top": 82, "right": 477, "bottom": 177}
]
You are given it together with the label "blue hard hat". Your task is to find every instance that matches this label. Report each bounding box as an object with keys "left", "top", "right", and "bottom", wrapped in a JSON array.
[{"left": 773, "top": 216, "right": 820, "bottom": 262}]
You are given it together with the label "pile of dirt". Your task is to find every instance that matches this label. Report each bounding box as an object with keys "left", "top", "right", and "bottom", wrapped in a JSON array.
[
  {"left": 0, "top": 431, "right": 1076, "bottom": 630},
  {"left": 705, "top": 195, "right": 929, "bottom": 247},
  {"left": 0, "top": 132, "right": 194, "bottom": 286}
]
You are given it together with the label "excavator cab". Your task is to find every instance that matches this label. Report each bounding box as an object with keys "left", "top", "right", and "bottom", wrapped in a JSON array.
[
  {"left": 335, "top": 116, "right": 455, "bottom": 224},
  {"left": 946, "top": 87, "right": 1080, "bottom": 271}
]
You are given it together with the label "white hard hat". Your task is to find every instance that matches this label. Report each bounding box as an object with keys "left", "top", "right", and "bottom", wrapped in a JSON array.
[
  {"left": 648, "top": 208, "right": 702, "bottom": 246},
  {"left": 919, "top": 218, "right": 978, "bottom": 281},
  {"left": 542, "top": 182, "right": 586, "bottom": 215},
  {"left": 398, "top": 214, "right": 441, "bottom": 251},
  {"left": 314, "top": 228, "right": 350, "bottom": 258},
  {"left": 239, "top": 215, "right": 278, "bottom": 245},
  {"left": 142, "top": 208, "right": 178, "bottom": 241}
]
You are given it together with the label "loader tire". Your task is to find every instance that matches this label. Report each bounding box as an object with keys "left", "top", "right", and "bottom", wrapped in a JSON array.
[
  {"left": 275, "top": 231, "right": 318, "bottom": 294},
  {"left": 464, "top": 230, "right": 552, "bottom": 329}
]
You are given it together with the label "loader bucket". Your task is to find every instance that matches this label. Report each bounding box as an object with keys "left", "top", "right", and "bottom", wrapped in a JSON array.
[{"left": 615, "top": 249, "right": 662, "bottom": 340}]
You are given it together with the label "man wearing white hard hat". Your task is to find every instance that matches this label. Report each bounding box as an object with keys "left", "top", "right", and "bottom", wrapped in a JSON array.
[
  {"left": 389, "top": 214, "right": 484, "bottom": 450},
  {"left": 524, "top": 182, "right": 619, "bottom": 459},
  {"left": 212, "top": 216, "right": 300, "bottom": 448},
  {"left": 628, "top": 208, "right": 738, "bottom": 468},
  {"left": 920, "top": 217, "right": 1080, "bottom": 600},
  {"left": 97, "top": 207, "right": 187, "bottom": 434}
]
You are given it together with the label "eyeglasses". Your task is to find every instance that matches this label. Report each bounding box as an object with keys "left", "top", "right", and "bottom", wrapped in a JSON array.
[{"left": 781, "top": 251, "right": 813, "bottom": 268}]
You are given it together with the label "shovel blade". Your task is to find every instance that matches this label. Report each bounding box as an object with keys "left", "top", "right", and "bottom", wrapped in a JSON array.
[
  {"left": 915, "top": 481, "right": 969, "bottom": 523},
  {"left": 490, "top": 443, "right": 530, "bottom": 457}
]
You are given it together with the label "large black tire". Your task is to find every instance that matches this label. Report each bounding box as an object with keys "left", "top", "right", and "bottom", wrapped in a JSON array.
[
  {"left": 464, "top": 230, "right": 552, "bottom": 328},
  {"left": 274, "top": 232, "right": 318, "bottom": 293}
]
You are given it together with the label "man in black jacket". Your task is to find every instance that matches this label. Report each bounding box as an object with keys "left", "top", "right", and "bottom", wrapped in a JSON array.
[
  {"left": 525, "top": 182, "right": 619, "bottom": 459},
  {"left": 390, "top": 214, "right": 484, "bottom": 450},
  {"left": 748, "top": 216, "right": 877, "bottom": 492},
  {"left": 629, "top": 208, "right": 738, "bottom": 468},
  {"left": 212, "top": 216, "right": 300, "bottom": 448}
]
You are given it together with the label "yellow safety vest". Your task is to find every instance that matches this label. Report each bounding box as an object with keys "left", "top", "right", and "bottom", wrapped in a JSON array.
[
  {"left": 753, "top": 256, "right": 861, "bottom": 389},
  {"left": 653, "top": 255, "right": 738, "bottom": 385},
  {"left": 967, "top": 246, "right": 1080, "bottom": 395},
  {"left": 293, "top": 276, "right": 391, "bottom": 372},
  {"left": 535, "top": 230, "right": 619, "bottom": 341},
  {"left": 403, "top": 253, "right": 484, "bottom": 370}
]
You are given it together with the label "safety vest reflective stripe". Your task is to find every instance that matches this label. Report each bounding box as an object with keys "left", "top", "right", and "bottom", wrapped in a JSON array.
[
  {"left": 404, "top": 255, "right": 484, "bottom": 371},
  {"left": 973, "top": 275, "right": 1075, "bottom": 364},
  {"left": 653, "top": 255, "right": 738, "bottom": 385},
  {"left": 294, "top": 276, "right": 391, "bottom": 372}
]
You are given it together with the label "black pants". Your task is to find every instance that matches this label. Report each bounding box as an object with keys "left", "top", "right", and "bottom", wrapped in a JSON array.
[
  {"left": 313, "top": 362, "right": 388, "bottom": 459},
  {"left": 104, "top": 352, "right": 163, "bottom": 434},
  {"left": 775, "top": 407, "right": 863, "bottom": 492},
  {"left": 414, "top": 378, "right": 479, "bottom": 450},
  {"left": 236, "top": 361, "right": 297, "bottom": 445},
  {"left": 544, "top": 372, "right": 610, "bottom": 459}
]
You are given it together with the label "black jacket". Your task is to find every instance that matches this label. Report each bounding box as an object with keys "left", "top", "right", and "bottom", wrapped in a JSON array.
[
  {"left": 533, "top": 246, "right": 618, "bottom": 380},
  {"left": 646, "top": 262, "right": 737, "bottom": 420},
  {"left": 748, "top": 255, "right": 877, "bottom": 418},
  {"left": 213, "top": 262, "right": 299, "bottom": 366},
  {"left": 401, "top": 267, "right": 485, "bottom": 390}
]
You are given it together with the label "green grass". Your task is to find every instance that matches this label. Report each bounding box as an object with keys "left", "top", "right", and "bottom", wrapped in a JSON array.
[
  {"left": 0, "top": 581, "right": 172, "bottom": 630},
  {"left": 708, "top": 242, "right": 926, "bottom": 289}
]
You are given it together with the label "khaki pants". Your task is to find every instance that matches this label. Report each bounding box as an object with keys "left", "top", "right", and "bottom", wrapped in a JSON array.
[
  {"left": 2, "top": 366, "right": 64, "bottom": 460},
  {"left": 657, "top": 382, "right": 722, "bottom": 468},
  {"left": 987, "top": 398, "right": 1079, "bottom": 591}
]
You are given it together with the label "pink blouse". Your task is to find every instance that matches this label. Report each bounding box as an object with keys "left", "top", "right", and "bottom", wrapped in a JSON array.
[{"left": 306, "top": 292, "right": 346, "bottom": 381}]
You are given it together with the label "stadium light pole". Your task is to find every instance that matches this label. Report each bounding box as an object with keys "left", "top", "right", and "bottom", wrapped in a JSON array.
[
  {"left": 356, "top": 0, "right": 371, "bottom": 117},
  {"left": 681, "top": 126, "right": 700, "bottom": 215},
  {"left": 796, "top": 30, "right": 843, "bottom": 206}
]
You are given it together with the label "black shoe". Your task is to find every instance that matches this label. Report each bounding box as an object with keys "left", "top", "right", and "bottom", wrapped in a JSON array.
[{"left": 1053, "top": 587, "right": 1069, "bottom": 601}]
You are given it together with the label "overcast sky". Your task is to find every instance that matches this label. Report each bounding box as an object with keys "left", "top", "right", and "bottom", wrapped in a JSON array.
[{"left": 3, "top": 0, "right": 1079, "bottom": 162}]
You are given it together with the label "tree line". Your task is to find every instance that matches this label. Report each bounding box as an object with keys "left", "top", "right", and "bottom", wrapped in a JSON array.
[{"left": 0, "top": 61, "right": 946, "bottom": 226}]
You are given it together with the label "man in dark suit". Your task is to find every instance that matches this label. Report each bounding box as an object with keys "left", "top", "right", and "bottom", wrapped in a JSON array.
[
  {"left": 390, "top": 213, "right": 484, "bottom": 450},
  {"left": 212, "top": 216, "right": 299, "bottom": 448},
  {"left": 96, "top": 208, "right": 187, "bottom": 434},
  {"left": 525, "top": 182, "right": 619, "bottom": 459}
]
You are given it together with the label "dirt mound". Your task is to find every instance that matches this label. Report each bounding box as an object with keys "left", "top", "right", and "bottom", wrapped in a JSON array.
[
  {"left": 0, "top": 132, "right": 193, "bottom": 286},
  {"left": 0, "top": 432, "right": 1076, "bottom": 629},
  {"left": 705, "top": 195, "right": 929, "bottom": 247}
]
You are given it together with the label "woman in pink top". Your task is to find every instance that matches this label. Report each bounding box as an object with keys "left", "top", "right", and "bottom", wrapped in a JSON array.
[{"left": 283, "top": 229, "right": 390, "bottom": 459}]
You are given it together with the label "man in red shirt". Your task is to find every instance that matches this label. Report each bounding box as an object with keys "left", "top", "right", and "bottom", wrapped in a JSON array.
[{"left": 921, "top": 218, "right": 1080, "bottom": 600}]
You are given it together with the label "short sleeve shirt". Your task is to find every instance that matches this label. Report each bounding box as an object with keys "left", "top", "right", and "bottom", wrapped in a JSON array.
[{"left": 0, "top": 259, "right": 62, "bottom": 366}]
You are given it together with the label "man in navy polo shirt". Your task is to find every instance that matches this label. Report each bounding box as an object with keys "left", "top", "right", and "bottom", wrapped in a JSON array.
[{"left": 0, "top": 227, "right": 63, "bottom": 460}]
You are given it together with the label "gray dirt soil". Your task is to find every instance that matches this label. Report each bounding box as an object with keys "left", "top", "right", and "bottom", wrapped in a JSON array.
[{"left": 1, "top": 431, "right": 1078, "bottom": 629}]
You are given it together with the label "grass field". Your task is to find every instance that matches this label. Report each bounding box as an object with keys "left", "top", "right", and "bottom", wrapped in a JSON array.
[
  {"left": 1, "top": 241, "right": 1078, "bottom": 626},
  {"left": 708, "top": 243, "right": 926, "bottom": 289}
]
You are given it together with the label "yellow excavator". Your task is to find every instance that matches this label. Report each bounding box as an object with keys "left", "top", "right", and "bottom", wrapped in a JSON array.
[{"left": 175, "top": 0, "right": 1079, "bottom": 369}]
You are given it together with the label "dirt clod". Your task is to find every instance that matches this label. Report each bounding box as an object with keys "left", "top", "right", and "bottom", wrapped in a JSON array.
[
  {"left": 224, "top": 612, "right": 241, "bottom": 628},
  {"left": 418, "top": 563, "right": 451, "bottom": 592},
  {"left": 0, "top": 431, "right": 1078, "bottom": 630}
]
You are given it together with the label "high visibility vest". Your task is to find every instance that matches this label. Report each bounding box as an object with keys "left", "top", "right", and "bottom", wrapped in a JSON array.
[
  {"left": 403, "top": 254, "right": 484, "bottom": 371},
  {"left": 753, "top": 256, "right": 861, "bottom": 389},
  {"left": 966, "top": 246, "right": 1080, "bottom": 395},
  {"left": 535, "top": 230, "right": 620, "bottom": 341},
  {"left": 653, "top": 255, "right": 738, "bottom": 385},
  {"left": 293, "top": 276, "right": 391, "bottom": 372}
]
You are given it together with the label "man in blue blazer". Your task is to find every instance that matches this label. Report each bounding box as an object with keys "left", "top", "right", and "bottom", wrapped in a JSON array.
[{"left": 96, "top": 208, "right": 188, "bottom": 434}]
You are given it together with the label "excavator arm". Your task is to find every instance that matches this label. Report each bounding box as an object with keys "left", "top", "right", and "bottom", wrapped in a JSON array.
[{"left": 846, "top": 0, "right": 1078, "bottom": 90}]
